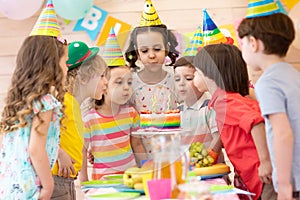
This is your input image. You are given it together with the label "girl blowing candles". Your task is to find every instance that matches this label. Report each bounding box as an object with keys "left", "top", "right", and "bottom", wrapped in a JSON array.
[
  {"left": 80, "top": 29, "right": 145, "bottom": 181},
  {"left": 125, "top": 0, "right": 179, "bottom": 158}
]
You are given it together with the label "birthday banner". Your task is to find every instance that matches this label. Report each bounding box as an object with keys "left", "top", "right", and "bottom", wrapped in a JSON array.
[{"left": 73, "top": 5, "right": 131, "bottom": 48}]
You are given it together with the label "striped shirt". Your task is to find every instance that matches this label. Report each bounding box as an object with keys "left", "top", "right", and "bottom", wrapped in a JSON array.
[
  {"left": 83, "top": 106, "right": 139, "bottom": 179},
  {"left": 180, "top": 92, "right": 219, "bottom": 149}
]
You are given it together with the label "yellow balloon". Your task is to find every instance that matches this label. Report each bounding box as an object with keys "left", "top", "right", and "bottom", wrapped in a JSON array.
[{"left": 289, "top": 2, "right": 300, "bottom": 49}]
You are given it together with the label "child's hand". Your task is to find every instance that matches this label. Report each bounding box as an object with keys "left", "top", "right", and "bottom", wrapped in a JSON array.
[
  {"left": 57, "top": 148, "right": 75, "bottom": 178},
  {"left": 88, "top": 150, "right": 94, "bottom": 165},
  {"left": 38, "top": 187, "right": 53, "bottom": 200},
  {"left": 258, "top": 160, "right": 272, "bottom": 184},
  {"left": 208, "top": 149, "right": 218, "bottom": 164},
  {"left": 38, "top": 181, "right": 54, "bottom": 200}
]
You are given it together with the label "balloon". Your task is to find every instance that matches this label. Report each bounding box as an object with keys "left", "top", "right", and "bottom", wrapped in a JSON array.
[
  {"left": 0, "top": 0, "right": 43, "bottom": 20},
  {"left": 289, "top": 2, "right": 300, "bottom": 50},
  {"left": 53, "top": 0, "right": 93, "bottom": 20}
]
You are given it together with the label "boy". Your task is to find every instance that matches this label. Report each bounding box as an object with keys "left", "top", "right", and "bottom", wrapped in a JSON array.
[
  {"left": 238, "top": 13, "right": 300, "bottom": 200},
  {"left": 173, "top": 56, "right": 222, "bottom": 163}
]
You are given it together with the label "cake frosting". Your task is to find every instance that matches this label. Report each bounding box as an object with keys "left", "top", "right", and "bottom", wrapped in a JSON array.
[{"left": 140, "top": 110, "right": 180, "bottom": 129}]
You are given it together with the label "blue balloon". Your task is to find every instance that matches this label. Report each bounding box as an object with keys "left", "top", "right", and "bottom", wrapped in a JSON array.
[{"left": 53, "top": 0, "right": 93, "bottom": 20}]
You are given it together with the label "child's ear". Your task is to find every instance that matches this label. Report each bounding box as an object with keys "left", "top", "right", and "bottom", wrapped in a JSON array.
[
  {"left": 165, "top": 42, "right": 170, "bottom": 55},
  {"left": 249, "top": 36, "right": 259, "bottom": 52}
]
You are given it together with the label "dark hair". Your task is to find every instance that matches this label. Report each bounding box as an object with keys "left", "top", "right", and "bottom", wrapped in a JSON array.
[
  {"left": 173, "top": 56, "right": 195, "bottom": 69},
  {"left": 238, "top": 13, "right": 295, "bottom": 57},
  {"left": 125, "top": 24, "right": 179, "bottom": 70},
  {"left": 194, "top": 44, "right": 249, "bottom": 96}
]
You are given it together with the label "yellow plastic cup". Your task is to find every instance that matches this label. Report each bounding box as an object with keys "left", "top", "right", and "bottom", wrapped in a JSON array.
[{"left": 142, "top": 172, "right": 153, "bottom": 197}]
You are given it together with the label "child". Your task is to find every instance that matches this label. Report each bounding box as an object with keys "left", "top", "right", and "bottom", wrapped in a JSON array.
[
  {"left": 0, "top": 35, "right": 68, "bottom": 199},
  {"left": 193, "top": 44, "right": 275, "bottom": 200},
  {"left": 50, "top": 41, "right": 108, "bottom": 199},
  {"left": 125, "top": 24, "right": 179, "bottom": 113},
  {"left": 80, "top": 66, "right": 146, "bottom": 181},
  {"left": 174, "top": 56, "right": 222, "bottom": 164},
  {"left": 125, "top": 24, "right": 179, "bottom": 157},
  {"left": 238, "top": 12, "right": 300, "bottom": 200}
]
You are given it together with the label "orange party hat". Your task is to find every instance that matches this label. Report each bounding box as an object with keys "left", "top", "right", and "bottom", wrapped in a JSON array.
[
  {"left": 101, "top": 27, "right": 126, "bottom": 67},
  {"left": 246, "top": 0, "right": 281, "bottom": 18},
  {"left": 30, "top": 0, "right": 62, "bottom": 39},
  {"left": 140, "top": 0, "right": 162, "bottom": 26},
  {"left": 183, "top": 26, "right": 203, "bottom": 56}
]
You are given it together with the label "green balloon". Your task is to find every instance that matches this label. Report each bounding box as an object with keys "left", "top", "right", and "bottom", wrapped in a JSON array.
[{"left": 53, "top": 0, "right": 93, "bottom": 20}]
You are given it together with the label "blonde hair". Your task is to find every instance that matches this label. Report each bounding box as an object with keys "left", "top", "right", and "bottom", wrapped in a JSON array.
[
  {"left": 65, "top": 55, "right": 107, "bottom": 95},
  {"left": 0, "top": 36, "right": 67, "bottom": 134}
]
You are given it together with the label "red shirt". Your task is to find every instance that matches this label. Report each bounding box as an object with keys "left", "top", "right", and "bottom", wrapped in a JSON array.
[{"left": 208, "top": 88, "right": 264, "bottom": 199}]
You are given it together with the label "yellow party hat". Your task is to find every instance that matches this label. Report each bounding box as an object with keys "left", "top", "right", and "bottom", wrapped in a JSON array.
[
  {"left": 246, "top": 0, "right": 281, "bottom": 18},
  {"left": 101, "top": 27, "right": 126, "bottom": 67},
  {"left": 140, "top": 0, "right": 162, "bottom": 26},
  {"left": 30, "top": 0, "right": 63, "bottom": 39}
]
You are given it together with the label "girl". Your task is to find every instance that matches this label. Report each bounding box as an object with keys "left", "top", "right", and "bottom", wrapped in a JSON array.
[
  {"left": 80, "top": 66, "right": 145, "bottom": 181},
  {"left": 50, "top": 41, "right": 108, "bottom": 199},
  {"left": 193, "top": 44, "right": 275, "bottom": 200},
  {"left": 0, "top": 35, "right": 68, "bottom": 200},
  {"left": 125, "top": 25, "right": 179, "bottom": 157},
  {"left": 125, "top": 24, "right": 179, "bottom": 112}
]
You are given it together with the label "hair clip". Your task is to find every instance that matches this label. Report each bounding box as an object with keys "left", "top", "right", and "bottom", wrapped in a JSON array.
[{"left": 57, "top": 35, "right": 67, "bottom": 44}]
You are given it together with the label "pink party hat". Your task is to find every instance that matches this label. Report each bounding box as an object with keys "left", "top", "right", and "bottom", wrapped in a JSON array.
[
  {"left": 183, "top": 26, "right": 203, "bottom": 56},
  {"left": 101, "top": 27, "right": 126, "bottom": 66},
  {"left": 202, "top": 9, "right": 233, "bottom": 46},
  {"left": 140, "top": 0, "right": 162, "bottom": 26},
  {"left": 246, "top": 0, "right": 281, "bottom": 18},
  {"left": 30, "top": 0, "right": 63, "bottom": 40}
]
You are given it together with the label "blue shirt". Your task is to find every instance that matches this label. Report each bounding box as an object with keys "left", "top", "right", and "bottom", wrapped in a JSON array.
[{"left": 255, "top": 62, "right": 300, "bottom": 192}]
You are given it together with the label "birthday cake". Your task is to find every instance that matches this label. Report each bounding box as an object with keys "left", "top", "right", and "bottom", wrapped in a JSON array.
[{"left": 140, "top": 109, "right": 181, "bottom": 129}]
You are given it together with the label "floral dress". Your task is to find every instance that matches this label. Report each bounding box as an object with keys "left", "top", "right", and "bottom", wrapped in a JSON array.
[{"left": 0, "top": 94, "right": 62, "bottom": 199}]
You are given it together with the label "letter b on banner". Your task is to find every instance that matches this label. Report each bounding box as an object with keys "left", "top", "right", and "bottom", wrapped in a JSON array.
[{"left": 73, "top": 5, "right": 108, "bottom": 41}]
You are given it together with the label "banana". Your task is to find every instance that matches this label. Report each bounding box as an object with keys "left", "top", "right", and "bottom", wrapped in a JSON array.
[
  {"left": 134, "top": 182, "right": 144, "bottom": 190},
  {"left": 132, "top": 174, "right": 143, "bottom": 184},
  {"left": 193, "top": 163, "right": 230, "bottom": 176},
  {"left": 123, "top": 167, "right": 153, "bottom": 189}
]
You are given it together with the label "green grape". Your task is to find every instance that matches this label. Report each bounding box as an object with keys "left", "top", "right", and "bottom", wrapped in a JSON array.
[
  {"left": 197, "top": 154, "right": 203, "bottom": 160},
  {"left": 203, "top": 158, "right": 209, "bottom": 165},
  {"left": 207, "top": 155, "right": 215, "bottom": 164},
  {"left": 201, "top": 149, "right": 208, "bottom": 156}
]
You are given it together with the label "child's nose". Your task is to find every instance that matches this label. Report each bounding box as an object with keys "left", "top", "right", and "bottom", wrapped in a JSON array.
[
  {"left": 123, "top": 83, "right": 130, "bottom": 90},
  {"left": 179, "top": 79, "right": 185, "bottom": 86},
  {"left": 148, "top": 50, "right": 155, "bottom": 58}
]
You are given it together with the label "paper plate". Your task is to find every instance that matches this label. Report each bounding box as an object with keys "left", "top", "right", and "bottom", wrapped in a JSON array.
[
  {"left": 88, "top": 192, "right": 140, "bottom": 200},
  {"left": 198, "top": 172, "right": 230, "bottom": 180},
  {"left": 115, "top": 185, "right": 145, "bottom": 195},
  {"left": 102, "top": 174, "right": 124, "bottom": 181},
  {"left": 81, "top": 179, "right": 123, "bottom": 187}
]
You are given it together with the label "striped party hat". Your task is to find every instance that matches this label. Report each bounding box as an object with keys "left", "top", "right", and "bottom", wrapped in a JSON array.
[
  {"left": 140, "top": 0, "right": 162, "bottom": 26},
  {"left": 246, "top": 0, "right": 281, "bottom": 18},
  {"left": 183, "top": 26, "right": 203, "bottom": 56},
  {"left": 101, "top": 27, "right": 126, "bottom": 67},
  {"left": 202, "top": 9, "right": 233, "bottom": 46},
  {"left": 30, "top": 0, "right": 63, "bottom": 39}
]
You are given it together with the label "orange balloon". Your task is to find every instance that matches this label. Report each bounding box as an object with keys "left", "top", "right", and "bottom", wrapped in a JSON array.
[{"left": 289, "top": 2, "right": 300, "bottom": 49}]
